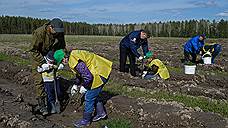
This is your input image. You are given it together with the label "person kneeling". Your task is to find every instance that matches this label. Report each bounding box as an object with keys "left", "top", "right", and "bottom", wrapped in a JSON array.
[
  {"left": 201, "top": 43, "right": 222, "bottom": 64},
  {"left": 142, "top": 55, "right": 170, "bottom": 80}
]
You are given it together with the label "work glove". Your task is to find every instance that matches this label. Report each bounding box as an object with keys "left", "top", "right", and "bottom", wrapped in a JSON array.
[
  {"left": 79, "top": 86, "right": 87, "bottom": 94},
  {"left": 37, "top": 66, "right": 43, "bottom": 73},
  {"left": 37, "top": 63, "right": 53, "bottom": 72},
  {"left": 58, "top": 63, "right": 64, "bottom": 70},
  {"left": 42, "top": 63, "right": 53, "bottom": 70},
  {"left": 141, "top": 71, "right": 148, "bottom": 78},
  {"left": 138, "top": 56, "right": 144, "bottom": 61},
  {"left": 70, "top": 84, "right": 78, "bottom": 96}
]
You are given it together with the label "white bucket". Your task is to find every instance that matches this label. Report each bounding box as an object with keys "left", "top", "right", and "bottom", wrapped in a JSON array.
[
  {"left": 184, "top": 65, "right": 196, "bottom": 74},
  {"left": 202, "top": 57, "right": 212, "bottom": 64}
]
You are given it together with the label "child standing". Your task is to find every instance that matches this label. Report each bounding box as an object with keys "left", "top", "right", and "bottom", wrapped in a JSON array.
[{"left": 37, "top": 51, "right": 63, "bottom": 114}]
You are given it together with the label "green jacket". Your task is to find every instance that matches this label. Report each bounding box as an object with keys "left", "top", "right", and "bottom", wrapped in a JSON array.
[{"left": 29, "top": 23, "right": 66, "bottom": 66}]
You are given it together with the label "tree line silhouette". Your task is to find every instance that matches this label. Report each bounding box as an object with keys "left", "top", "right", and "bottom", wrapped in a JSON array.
[{"left": 0, "top": 15, "right": 227, "bottom": 38}]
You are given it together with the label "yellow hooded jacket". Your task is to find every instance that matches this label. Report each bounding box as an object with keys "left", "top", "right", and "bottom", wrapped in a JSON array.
[
  {"left": 68, "top": 50, "right": 112, "bottom": 89},
  {"left": 148, "top": 59, "right": 170, "bottom": 80}
]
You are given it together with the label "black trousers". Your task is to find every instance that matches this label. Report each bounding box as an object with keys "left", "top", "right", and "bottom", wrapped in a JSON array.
[
  {"left": 119, "top": 46, "right": 136, "bottom": 76},
  {"left": 184, "top": 50, "right": 196, "bottom": 63}
]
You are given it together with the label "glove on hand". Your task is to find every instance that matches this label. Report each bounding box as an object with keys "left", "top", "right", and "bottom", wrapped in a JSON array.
[
  {"left": 58, "top": 63, "right": 64, "bottom": 70},
  {"left": 79, "top": 86, "right": 87, "bottom": 94},
  {"left": 42, "top": 63, "right": 53, "bottom": 71},
  {"left": 37, "top": 64, "right": 53, "bottom": 72},
  {"left": 138, "top": 56, "right": 144, "bottom": 61},
  {"left": 71, "top": 84, "right": 78, "bottom": 96},
  {"left": 142, "top": 71, "right": 148, "bottom": 78}
]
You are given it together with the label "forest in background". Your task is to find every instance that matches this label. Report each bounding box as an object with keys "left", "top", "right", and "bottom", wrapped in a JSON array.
[{"left": 0, "top": 15, "right": 227, "bottom": 38}]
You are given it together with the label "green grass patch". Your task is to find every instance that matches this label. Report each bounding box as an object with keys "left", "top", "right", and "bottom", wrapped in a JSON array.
[
  {"left": 0, "top": 34, "right": 32, "bottom": 43},
  {"left": 65, "top": 35, "right": 121, "bottom": 45},
  {"left": 167, "top": 66, "right": 183, "bottom": 73},
  {"left": 58, "top": 69, "right": 75, "bottom": 79},
  {"left": 104, "top": 81, "right": 228, "bottom": 117},
  {"left": 0, "top": 52, "right": 30, "bottom": 66},
  {"left": 98, "top": 118, "right": 133, "bottom": 128}
]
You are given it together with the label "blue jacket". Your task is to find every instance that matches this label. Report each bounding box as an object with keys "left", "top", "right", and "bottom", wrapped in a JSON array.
[
  {"left": 120, "top": 30, "right": 149, "bottom": 58},
  {"left": 184, "top": 35, "right": 204, "bottom": 54}
]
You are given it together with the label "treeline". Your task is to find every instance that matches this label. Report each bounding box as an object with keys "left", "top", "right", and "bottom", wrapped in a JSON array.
[{"left": 0, "top": 15, "right": 227, "bottom": 38}]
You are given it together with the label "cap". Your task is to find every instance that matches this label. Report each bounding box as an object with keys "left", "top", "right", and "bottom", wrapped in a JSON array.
[
  {"left": 54, "top": 49, "right": 65, "bottom": 64},
  {"left": 45, "top": 51, "right": 54, "bottom": 63},
  {"left": 50, "top": 18, "right": 64, "bottom": 32}
]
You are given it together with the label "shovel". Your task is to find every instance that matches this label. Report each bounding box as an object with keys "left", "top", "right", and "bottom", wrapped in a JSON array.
[
  {"left": 141, "top": 58, "right": 145, "bottom": 75},
  {"left": 53, "top": 69, "right": 61, "bottom": 113}
]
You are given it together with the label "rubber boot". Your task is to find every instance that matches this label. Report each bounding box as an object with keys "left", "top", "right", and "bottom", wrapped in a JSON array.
[
  {"left": 50, "top": 102, "right": 57, "bottom": 114},
  {"left": 92, "top": 102, "right": 107, "bottom": 122},
  {"left": 73, "top": 112, "right": 92, "bottom": 127},
  {"left": 37, "top": 97, "right": 48, "bottom": 116}
]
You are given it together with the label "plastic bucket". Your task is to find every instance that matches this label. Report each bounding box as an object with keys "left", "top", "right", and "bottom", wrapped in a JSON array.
[
  {"left": 202, "top": 57, "right": 212, "bottom": 64},
  {"left": 184, "top": 65, "right": 196, "bottom": 74}
]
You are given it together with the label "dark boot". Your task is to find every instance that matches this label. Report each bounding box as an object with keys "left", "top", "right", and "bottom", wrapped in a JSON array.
[
  {"left": 37, "top": 97, "right": 48, "bottom": 116},
  {"left": 92, "top": 102, "right": 107, "bottom": 122},
  {"left": 73, "top": 112, "right": 92, "bottom": 127}
]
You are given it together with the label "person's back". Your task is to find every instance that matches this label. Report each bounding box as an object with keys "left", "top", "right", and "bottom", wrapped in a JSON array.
[
  {"left": 120, "top": 30, "right": 148, "bottom": 55},
  {"left": 119, "top": 30, "right": 149, "bottom": 76},
  {"left": 68, "top": 50, "right": 112, "bottom": 89},
  {"left": 201, "top": 43, "right": 222, "bottom": 63},
  {"left": 53, "top": 49, "right": 112, "bottom": 127},
  {"left": 142, "top": 59, "right": 170, "bottom": 80},
  {"left": 183, "top": 34, "right": 206, "bottom": 63},
  {"left": 184, "top": 35, "right": 204, "bottom": 54}
]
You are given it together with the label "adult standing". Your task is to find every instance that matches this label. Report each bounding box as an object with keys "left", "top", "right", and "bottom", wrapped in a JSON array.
[{"left": 29, "top": 18, "right": 66, "bottom": 115}]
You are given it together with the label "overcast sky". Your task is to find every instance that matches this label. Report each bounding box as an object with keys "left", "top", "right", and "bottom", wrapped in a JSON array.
[{"left": 0, "top": 0, "right": 227, "bottom": 24}]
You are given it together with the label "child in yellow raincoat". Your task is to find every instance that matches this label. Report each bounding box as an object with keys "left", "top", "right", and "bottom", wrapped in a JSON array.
[
  {"left": 142, "top": 51, "right": 170, "bottom": 80},
  {"left": 54, "top": 49, "right": 112, "bottom": 127}
]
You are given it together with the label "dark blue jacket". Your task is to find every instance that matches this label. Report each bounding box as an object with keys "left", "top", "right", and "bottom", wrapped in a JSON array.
[
  {"left": 184, "top": 35, "right": 204, "bottom": 54},
  {"left": 120, "top": 30, "right": 149, "bottom": 58}
]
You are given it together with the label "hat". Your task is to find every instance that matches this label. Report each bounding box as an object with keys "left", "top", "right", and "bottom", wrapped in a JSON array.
[
  {"left": 200, "top": 34, "right": 206, "bottom": 39},
  {"left": 45, "top": 51, "right": 55, "bottom": 63},
  {"left": 54, "top": 49, "right": 65, "bottom": 64},
  {"left": 50, "top": 18, "right": 64, "bottom": 32}
]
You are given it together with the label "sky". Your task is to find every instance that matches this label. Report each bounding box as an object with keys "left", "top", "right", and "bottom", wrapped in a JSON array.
[{"left": 0, "top": 0, "right": 227, "bottom": 24}]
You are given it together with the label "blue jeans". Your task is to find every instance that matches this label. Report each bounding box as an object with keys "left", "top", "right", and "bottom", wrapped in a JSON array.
[
  {"left": 144, "top": 73, "right": 157, "bottom": 79},
  {"left": 84, "top": 76, "right": 108, "bottom": 113},
  {"left": 44, "top": 79, "right": 62, "bottom": 104}
]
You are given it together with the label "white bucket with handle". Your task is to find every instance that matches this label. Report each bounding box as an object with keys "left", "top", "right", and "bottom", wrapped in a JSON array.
[
  {"left": 202, "top": 52, "right": 212, "bottom": 64},
  {"left": 184, "top": 65, "right": 196, "bottom": 74},
  {"left": 202, "top": 57, "right": 212, "bottom": 64}
]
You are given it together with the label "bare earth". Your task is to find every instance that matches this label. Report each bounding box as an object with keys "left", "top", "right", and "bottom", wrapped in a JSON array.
[{"left": 0, "top": 36, "right": 228, "bottom": 128}]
